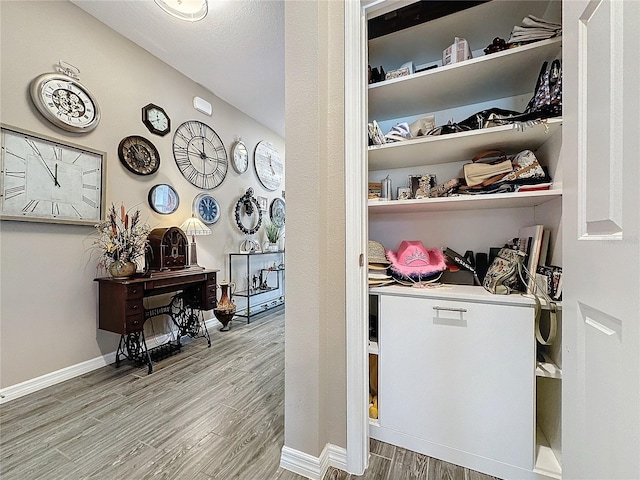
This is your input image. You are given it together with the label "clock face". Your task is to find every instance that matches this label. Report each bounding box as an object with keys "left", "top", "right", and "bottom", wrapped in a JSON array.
[
  {"left": 193, "top": 193, "right": 220, "bottom": 225},
  {"left": 172, "top": 120, "right": 227, "bottom": 190},
  {"left": 142, "top": 103, "right": 170, "bottom": 136},
  {"left": 30, "top": 73, "right": 100, "bottom": 133},
  {"left": 270, "top": 197, "right": 286, "bottom": 228},
  {"left": 0, "top": 125, "right": 104, "bottom": 225},
  {"left": 118, "top": 135, "right": 160, "bottom": 176},
  {"left": 254, "top": 141, "right": 283, "bottom": 191},
  {"left": 231, "top": 141, "right": 248, "bottom": 174},
  {"left": 234, "top": 188, "right": 262, "bottom": 235}
]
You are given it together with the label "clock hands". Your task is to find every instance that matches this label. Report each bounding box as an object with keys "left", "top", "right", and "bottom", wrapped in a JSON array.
[{"left": 25, "top": 138, "right": 60, "bottom": 187}]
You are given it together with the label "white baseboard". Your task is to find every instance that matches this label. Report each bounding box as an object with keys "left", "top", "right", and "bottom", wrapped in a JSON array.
[
  {"left": 0, "top": 317, "right": 221, "bottom": 405},
  {"left": 0, "top": 350, "right": 117, "bottom": 405},
  {"left": 280, "top": 443, "right": 348, "bottom": 480}
]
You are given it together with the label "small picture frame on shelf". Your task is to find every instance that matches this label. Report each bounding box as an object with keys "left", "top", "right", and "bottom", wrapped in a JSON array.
[
  {"left": 409, "top": 174, "right": 436, "bottom": 199},
  {"left": 397, "top": 187, "right": 412, "bottom": 200},
  {"left": 257, "top": 195, "right": 268, "bottom": 212}
]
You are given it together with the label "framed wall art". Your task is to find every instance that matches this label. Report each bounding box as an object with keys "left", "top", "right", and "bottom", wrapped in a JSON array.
[
  {"left": 1, "top": 124, "right": 105, "bottom": 225},
  {"left": 257, "top": 195, "right": 268, "bottom": 212}
]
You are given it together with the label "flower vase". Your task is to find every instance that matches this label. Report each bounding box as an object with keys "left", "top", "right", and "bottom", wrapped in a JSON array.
[
  {"left": 108, "top": 260, "right": 137, "bottom": 279},
  {"left": 214, "top": 281, "right": 236, "bottom": 331}
]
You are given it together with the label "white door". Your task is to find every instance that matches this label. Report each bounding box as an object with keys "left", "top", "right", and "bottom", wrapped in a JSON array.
[{"left": 563, "top": 1, "right": 640, "bottom": 478}]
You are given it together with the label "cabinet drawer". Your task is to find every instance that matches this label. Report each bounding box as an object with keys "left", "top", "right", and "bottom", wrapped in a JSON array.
[
  {"left": 125, "top": 299, "right": 144, "bottom": 316},
  {"left": 126, "top": 315, "right": 144, "bottom": 332},
  {"left": 125, "top": 285, "right": 143, "bottom": 299},
  {"left": 378, "top": 294, "right": 535, "bottom": 470}
]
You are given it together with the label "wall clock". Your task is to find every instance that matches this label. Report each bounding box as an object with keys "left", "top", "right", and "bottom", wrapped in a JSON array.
[
  {"left": 254, "top": 141, "right": 283, "bottom": 191},
  {"left": 0, "top": 124, "right": 105, "bottom": 225},
  {"left": 231, "top": 140, "right": 248, "bottom": 174},
  {"left": 172, "top": 120, "right": 227, "bottom": 190},
  {"left": 117, "top": 135, "right": 160, "bottom": 176},
  {"left": 148, "top": 183, "right": 179, "bottom": 214},
  {"left": 270, "top": 198, "right": 285, "bottom": 228},
  {"left": 234, "top": 188, "right": 262, "bottom": 235},
  {"left": 142, "top": 103, "right": 170, "bottom": 137},
  {"left": 193, "top": 193, "right": 220, "bottom": 225},
  {"left": 29, "top": 62, "right": 100, "bottom": 133}
]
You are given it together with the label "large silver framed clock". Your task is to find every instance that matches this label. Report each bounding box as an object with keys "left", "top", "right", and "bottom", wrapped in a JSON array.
[
  {"left": 254, "top": 140, "right": 283, "bottom": 191},
  {"left": 0, "top": 124, "right": 105, "bottom": 225},
  {"left": 29, "top": 64, "right": 101, "bottom": 133}
]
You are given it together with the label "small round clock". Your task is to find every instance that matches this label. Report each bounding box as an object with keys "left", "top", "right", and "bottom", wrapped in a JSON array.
[
  {"left": 270, "top": 198, "right": 286, "bottom": 228},
  {"left": 148, "top": 184, "right": 179, "bottom": 214},
  {"left": 173, "top": 120, "right": 228, "bottom": 190},
  {"left": 231, "top": 140, "right": 248, "bottom": 174},
  {"left": 254, "top": 141, "right": 283, "bottom": 191},
  {"left": 118, "top": 135, "right": 160, "bottom": 175},
  {"left": 30, "top": 72, "right": 101, "bottom": 133},
  {"left": 193, "top": 193, "right": 220, "bottom": 225},
  {"left": 142, "top": 103, "right": 170, "bottom": 137}
]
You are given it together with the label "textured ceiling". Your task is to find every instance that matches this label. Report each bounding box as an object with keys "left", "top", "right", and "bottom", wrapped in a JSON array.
[{"left": 71, "top": 0, "right": 285, "bottom": 137}]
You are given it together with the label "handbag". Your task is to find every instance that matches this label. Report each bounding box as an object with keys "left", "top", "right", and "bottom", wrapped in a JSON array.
[
  {"left": 463, "top": 150, "right": 513, "bottom": 187},
  {"left": 502, "top": 150, "right": 546, "bottom": 182},
  {"left": 482, "top": 247, "right": 525, "bottom": 294}
]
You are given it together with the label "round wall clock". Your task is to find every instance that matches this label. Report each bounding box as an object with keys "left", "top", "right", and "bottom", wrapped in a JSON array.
[
  {"left": 270, "top": 198, "right": 286, "bottom": 228},
  {"left": 30, "top": 66, "right": 100, "bottom": 133},
  {"left": 193, "top": 193, "right": 220, "bottom": 225},
  {"left": 231, "top": 140, "right": 248, "bottom": 174},
  {"left": 254, "top": 141, "right": 283, "bottom": 191},
  {"left": 172, "top": 120, "right": 228, "bottom": 190},
  {"left": 234, "top": 188, "right": 262, "bottom": 235},
  {"left": 118, "top": 135, "right": 160, "bottom": 175},
  {"left": 148, "top": 184, "right": 179, "bottom": 214},
  {"left": 142, "top": 103, "right": 170, "bottom": 136}
]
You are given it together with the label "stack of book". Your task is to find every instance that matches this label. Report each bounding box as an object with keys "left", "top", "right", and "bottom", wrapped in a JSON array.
[{"left": 508, "top": 15, "right": 561, "bottom": 44}]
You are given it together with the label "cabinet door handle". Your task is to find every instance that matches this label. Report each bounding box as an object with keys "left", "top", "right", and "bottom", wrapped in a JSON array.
[{"left": 433, "top": 306, "right": 467, "bottom": 313}]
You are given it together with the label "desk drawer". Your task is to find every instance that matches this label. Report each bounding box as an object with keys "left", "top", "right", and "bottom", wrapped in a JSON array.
[
  {"left": 126, "top": 299, "right": 144, "bottom": 316},
  {"left": 126, "top": 315, "right": 144, "bottom": 332},
  {"left": 126, "top": 285, "right": 144, "bottom": 299}
]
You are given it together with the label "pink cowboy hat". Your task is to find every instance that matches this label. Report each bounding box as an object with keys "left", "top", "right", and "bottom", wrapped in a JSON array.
[{"left": 387, "top": 241, "right": 446, "bottom": 279}]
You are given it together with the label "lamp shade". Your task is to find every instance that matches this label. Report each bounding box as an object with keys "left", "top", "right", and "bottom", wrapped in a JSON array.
[
  {"left": 154, "top": 0, "right": 208, "bottom": 22},
  {"left": 180, "top": 216, "right": 212, "bottom": 237}
]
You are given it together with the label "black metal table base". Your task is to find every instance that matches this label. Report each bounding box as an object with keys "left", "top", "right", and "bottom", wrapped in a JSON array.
[{"left": 115, "top": 292, "right": 211, "bottom": 374}]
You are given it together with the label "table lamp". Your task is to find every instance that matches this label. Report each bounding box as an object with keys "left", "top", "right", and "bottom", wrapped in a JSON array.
[{"left": 179, "top": 216, "right": 211, "bottom": 267}]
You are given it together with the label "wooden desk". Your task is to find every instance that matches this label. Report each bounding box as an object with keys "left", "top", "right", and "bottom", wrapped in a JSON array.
[{"left": 95, "top": 268, "right": 218, "bottom": 373}]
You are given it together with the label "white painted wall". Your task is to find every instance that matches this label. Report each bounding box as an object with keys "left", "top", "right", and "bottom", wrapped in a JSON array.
[
  {"left": 0, "top": 1, "right": 284, "bottom": 389},
  {"left": 283, "top": 0, "right": 347, "bottom": 457}
]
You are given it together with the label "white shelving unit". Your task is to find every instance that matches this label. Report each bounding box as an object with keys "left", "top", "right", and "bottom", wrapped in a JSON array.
[{"left": 366, "top": 1, "right": 563, "bottom": 479}]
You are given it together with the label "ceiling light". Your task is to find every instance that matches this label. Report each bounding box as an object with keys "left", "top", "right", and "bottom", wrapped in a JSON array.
[{"left": 154, "top": 0, "right": 208, "bottom": 22}]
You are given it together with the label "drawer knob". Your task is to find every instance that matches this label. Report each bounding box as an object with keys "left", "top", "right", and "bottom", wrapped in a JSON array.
[
  {"left": 433, "top": 306, "right": 467, "bottom": 313},
  {"left": 132, "top": 305, "right": 139, "bottom": 310}
]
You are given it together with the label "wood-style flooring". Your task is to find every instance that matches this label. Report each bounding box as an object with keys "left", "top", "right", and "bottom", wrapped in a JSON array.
[{"left": 0, "top": 308, "right": 499, "bottom": 480}]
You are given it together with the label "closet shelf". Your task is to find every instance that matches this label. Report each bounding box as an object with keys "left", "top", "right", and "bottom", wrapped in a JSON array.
[
  {"left": 535, "top": 424, "right": 562, "bottom": 479},
  {"left": 368, "top": 37, "right": 562, "bottom": 121},
  {"left": 368, "top": 189, "right": 561, "bottom": 213},
  {"left": 368, "top": 118, "right": 562, "bottom": 171}
]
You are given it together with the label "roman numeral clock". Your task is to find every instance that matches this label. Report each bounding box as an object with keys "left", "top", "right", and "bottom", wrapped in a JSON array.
[
  {"left": 0, "top": 125, "right": 105, "bottom": 225},
  {"left": 172, "top": 120, "right": 228, "bottom": 190}
]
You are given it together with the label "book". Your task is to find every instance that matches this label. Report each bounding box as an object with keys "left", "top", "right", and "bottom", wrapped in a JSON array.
[
  {"left": 536, "top": 265, "right": 563, "bottom": 300},
  {"left": 516, "top": 225, "right": 545, "bottom": 291}
]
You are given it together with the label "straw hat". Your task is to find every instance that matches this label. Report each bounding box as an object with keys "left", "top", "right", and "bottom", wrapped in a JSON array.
[{"left": 368, "top": 240, "right": 390, "bottom": 265}]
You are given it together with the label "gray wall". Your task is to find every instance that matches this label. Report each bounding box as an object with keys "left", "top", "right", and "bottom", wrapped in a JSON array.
[{"left": 0, "top": 1, "right": 285, "bottom": 388}]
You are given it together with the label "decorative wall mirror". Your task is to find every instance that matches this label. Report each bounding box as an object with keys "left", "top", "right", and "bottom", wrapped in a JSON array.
[{"left": 148, "top": 184, "right": 179, "bottom": 214}]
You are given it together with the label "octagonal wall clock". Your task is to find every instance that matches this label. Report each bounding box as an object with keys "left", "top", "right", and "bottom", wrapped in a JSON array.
[
  {"left": 254, "top": 140, "right": 283, "bottom": 191},
  {"left": 142, "top": 103, "right": 170, "bottom": 137}
]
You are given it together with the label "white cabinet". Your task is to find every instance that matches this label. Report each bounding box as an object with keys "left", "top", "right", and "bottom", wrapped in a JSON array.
[
  {"left": 379, "top": 294, "right": 535, "bottom": 470},
  {"left": 366, "top": 1, "right": 563, "bottom": 478}
]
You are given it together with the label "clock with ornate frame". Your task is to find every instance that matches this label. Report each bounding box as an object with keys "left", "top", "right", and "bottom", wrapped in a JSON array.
[
  {"left": 29, "top": 62, "right": 101, "bottom": 134},
  {"left": 231, "top": 140, "right": 248, "bottom": 174},
  {"left": 0, "top": 124, "right": 105, "bottom": 225}
]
